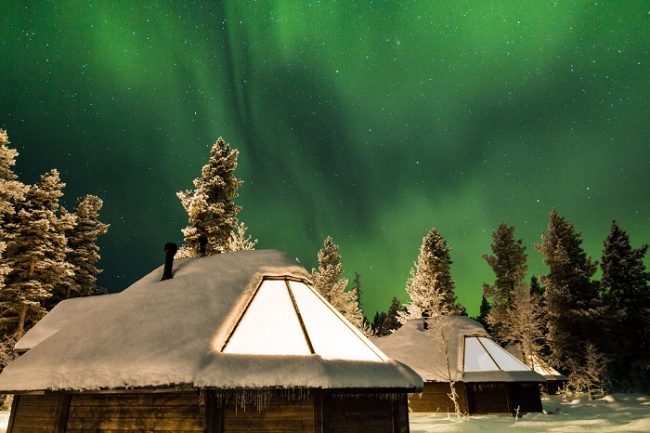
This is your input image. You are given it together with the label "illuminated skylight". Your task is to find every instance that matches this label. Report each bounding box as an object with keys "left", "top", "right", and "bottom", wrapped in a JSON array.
[
  {"left": 289, "top": 281, "right": 385, "bottom": 362},
  {"left": 223, "top": 279, "right": 310, "bottom": 356}
]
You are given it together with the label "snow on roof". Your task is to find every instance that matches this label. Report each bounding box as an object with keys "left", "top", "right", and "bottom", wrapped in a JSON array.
[
  {"left": 0, "top": 250, "right": 422, "bottom": 393},
  {"left": 15, "top": 294, "right": 117, "bottom": 353},
  {"left": 373, "top": 317, "right": 545, "bottom": 383},
  {"left": 503, "top": 345, "right": 568, "bottom": 381}
]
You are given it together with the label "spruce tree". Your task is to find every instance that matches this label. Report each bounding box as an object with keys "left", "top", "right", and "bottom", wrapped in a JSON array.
[
  {"left": 224, "top": 222, "right": 257, "bottom": 252},
  {"left": 505, "top": 289, "right": 545, "bottom": 367},
  {"left": 381, "top": 297, "right": 405, "bottom": 335},
  {"left": 371, "top": 311, "right": 386, "bottom": 336},
  {"left": 310, "top": 237, "right": 366, "bottom": 331},
  {"left": 177, "top": 137, "right": 243, "bottom": 255},
  {"left": 1, "top": 169, "right": 73, "bottom": 339},
  {"left": 400, "top": 228, "right": 463, "bottom": 320},
  {"left": 482, "top": 223, "right": 528, "bottom": 343},
  {"left": 0, "top": 130, "right": 26, "bottom": 290},
  {"left": 476, "top": 295, "right": 491, "bottom": 330},
  {"left": 600, "top": 220, "right": 650, "bottom": 389},
  {"left": 535, "top": 210, "right": 600, "bottom": 371},
  {"left": 60, "top": 195, "right": 109, "bottom": 301}
]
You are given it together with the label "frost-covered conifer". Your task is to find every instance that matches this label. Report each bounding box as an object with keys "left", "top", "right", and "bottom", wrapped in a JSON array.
[
  {"left": 0, "top": 130, "right": 26, "bottom": 382},
  {"left": 0, "top": 130, "right": 26, "bottom": 288},
  {"left": 482, "top": 223, "right": 528, "bottom": 343},
  {"left": 58, "top": 195, "right": 109, "bottom": 301},
  {"left": 311, "top": 237, "right": 366, "bottom": 330},
  {"left": 504, "top": 289, "right": 545, "bottom": 368},
  {"left": 1, "top": 169, "right": 73, "bottom": 339},
  {"left": 177, "top": 137, "right": 243, "bottom": 255},
  {"left": 224, "top": 222, "right": 257, "bottom": 252},
  {"left": 536, "top": 210, "right": 600, "bottom": 371},
  {"left": 400, "top": 228, "right": 463, "bottom": 321}
]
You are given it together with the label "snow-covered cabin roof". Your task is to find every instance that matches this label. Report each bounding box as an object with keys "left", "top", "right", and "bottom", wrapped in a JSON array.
[
  {"left": 0, "top": 249, "right": 422, "bottom": 392},
  {"left": 373, "top": 317, "right": 544, "bottom": 383},
  {"left": 504, "top": 346, "right": 568, "bottom": 382}
]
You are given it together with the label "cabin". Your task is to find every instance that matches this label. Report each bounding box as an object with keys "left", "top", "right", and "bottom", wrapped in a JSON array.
[
  {"left": 0, "top": 249, "right": 422, "bottom": 433},
  {"left": 374, "top": 316, "right": 544, "bottom": 415},
  {"left": 503, "top": 345, "right": 568, "bottom": 395}
]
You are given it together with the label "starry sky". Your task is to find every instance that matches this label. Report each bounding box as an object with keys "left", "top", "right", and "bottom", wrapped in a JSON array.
[{"left": 2, "top": 1, "right": 649, "bottom": 317}]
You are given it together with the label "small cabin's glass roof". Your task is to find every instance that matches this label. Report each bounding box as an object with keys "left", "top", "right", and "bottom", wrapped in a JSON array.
[
  {"left": 223, "top": 278, "right": 386, "bottom": 362},
  {"left": 463, "top": 336, "right": 530, "bottom": 372}
]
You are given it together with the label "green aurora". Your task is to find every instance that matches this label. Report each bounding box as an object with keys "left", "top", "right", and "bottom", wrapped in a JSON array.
[{"left": 2, "top": 1, "right": 649, "bottom": 317}]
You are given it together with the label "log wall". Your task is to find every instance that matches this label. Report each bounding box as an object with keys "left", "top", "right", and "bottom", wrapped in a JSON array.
[
  {"left": 408, "top": 383, "right": 469, "bottom": 414},
  {"left": 222, "top": 394, "right": 314, "bottom": 433},
  {"left": 8, "top": 390, "right": 411, "bottom": 433},
  {"left": 65, "top": 393, "right": 204, "bottom": 432},
  {"left": 466, "top": 382, "right": 542, "bottom": 414},
  {"left": 323, "top": 395, "right": 399, "bottom": 433},
  {"left": 8, "top": 395, "right": 65, "bottom": 433}
]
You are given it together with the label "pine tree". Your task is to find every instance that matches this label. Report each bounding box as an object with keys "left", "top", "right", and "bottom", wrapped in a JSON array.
[
  {"left": 600, "top": 220, "right": 650, "bottom": 389},
  {"left": 476, "top": 295, "right": 491, "bottom": 330},
  {"left": 371, "top": 311, "right": 386, "bottom": 336},
  {"left": 0, "top": 130, "right": 26, "bottom": 291},
  {"left": 0, "top": 170, "right": 73, "bottom": 339},
  {"left": 504, "top": 289, "right": 545, "bottom": 368},
  {"left": 177, "top": 137, "right": 243, "bottom": 255},
  {"left": 535, "top": 210, "right": 600, "bottom": 371},
  {"left": 400, "top": 228, "right": 463, "bottom": 320},
  {"left": 58, "top": 195, "right": 109, "bottom": 302},
  {"left": 311, "top": 237, "right": 348, "bottom": 307},
  {"left": 482, "top": 223, "right": 528, "bottom": 344},
  {"left": 224, "top": 222, "right": 257, "bottom": 252},
  {"left": 375, "top": 296, "right": 405, "bottom": 336},
  {"left": 310, "top": 237, "right": 366, "bottom": 331}
]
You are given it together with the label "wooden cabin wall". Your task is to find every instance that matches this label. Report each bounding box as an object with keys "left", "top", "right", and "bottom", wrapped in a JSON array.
[
  {"left": 408, "top": 382, "right": 469, "bottom": 414},
  {"left": 8, "top": 390, "right": 411, "bottom": 433},
  {"left": 323, "top": 394, "right": 404, "bottom": 433},
  {"left": 466, "top": 383, "right": 542, "bottom": 414},
  {"left": 8, "top": 394, "right": 67, "bottom": 433},
  {"left": 64, "top": 393, "right": 204, "bottom": 432},
  {"left": 222, "top": 394, "right": 314, "bottom": 433},
  {"left": 508, "top": 383, "right": 543, "bottom": 413}
]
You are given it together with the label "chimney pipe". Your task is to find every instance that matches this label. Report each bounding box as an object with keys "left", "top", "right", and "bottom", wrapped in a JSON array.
[
  {"left": 162, "top": 242, "right": 178, "bottom": 281},
  {"left": 198, "top": 235, "right": 208, "bottom": 257}
]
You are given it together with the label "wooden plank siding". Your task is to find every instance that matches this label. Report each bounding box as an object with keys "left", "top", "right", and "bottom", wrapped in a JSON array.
[
  {"left": 323, "top": 395, "right": 395, "bottom": 433},
  {"left": 408, "top": 383, "right": 469, "bottom": 414},
  {"left": 65, "top": 392, "right": 204, "bottom": 433},
  {"left": 8, "top": 390, "right": 412, "bottom": 433},
  {"left": 223, "top": 394, "right": 314, "bottom": 433},
  {"left": 9, "top": 395, "right": 62, "bottom": 433},
  {"left": 466, "top": 383, "right": 542, "bottom": 414}
]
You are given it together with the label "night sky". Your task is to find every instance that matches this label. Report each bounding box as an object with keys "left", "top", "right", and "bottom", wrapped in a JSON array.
[{"left": 2, "top": 2, "right": 649, "bottom": 317}]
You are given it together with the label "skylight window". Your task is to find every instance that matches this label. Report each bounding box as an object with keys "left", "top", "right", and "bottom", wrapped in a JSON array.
[
  {"left": 222, "top": 278, "right": 385, "bottom": 362},
  {"left": 223, "top": 279, "right": 310, "bottom": 356},
  {"left": 464, "top": 336, "right": 531, "bottom": 372}
]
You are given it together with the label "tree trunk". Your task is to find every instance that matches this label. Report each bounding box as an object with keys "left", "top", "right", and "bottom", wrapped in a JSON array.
[{"left": 16, "top": 302, "right": 27, "bottom": 340}]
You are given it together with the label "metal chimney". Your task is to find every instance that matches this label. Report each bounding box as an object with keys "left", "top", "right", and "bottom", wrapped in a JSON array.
[
  {"left": 199, "top": 235, "right": 208, "bottom": 257},
  {"left": 161, "top": 242, "right": 178, "bottom": 281}
]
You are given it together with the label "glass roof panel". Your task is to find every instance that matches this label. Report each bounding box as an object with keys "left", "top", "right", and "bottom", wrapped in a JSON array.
[
  {"left": 223, "top": 279, "right": 311, "bottom": 355},
  {"left": 479, "top": 337, "right": 530, "bottom": 371},
  {"left": 464, "top": 337, "right": 499, "bottom": 371},
  {"left": 288, "top": 281, "right": 384, "bottom": 362}
]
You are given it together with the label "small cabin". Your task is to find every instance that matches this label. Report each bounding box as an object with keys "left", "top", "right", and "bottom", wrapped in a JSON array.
[
  {"left": 374, "top": 317, "right": 544, "bottom": 415},
  {"left": 0, "top": 249, "right": 422, "bottom": 433}
]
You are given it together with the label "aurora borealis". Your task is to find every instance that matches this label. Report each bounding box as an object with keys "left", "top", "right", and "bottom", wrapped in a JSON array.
[{"left": 2, "top": 1, "right": 649, "bottom": 317}]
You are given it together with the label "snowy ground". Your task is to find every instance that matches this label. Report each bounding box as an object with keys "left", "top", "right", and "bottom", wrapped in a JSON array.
[
  {"left": 410, "top": 394, "right": 650, "bottom": 433},
  {"left": 0, "top": 394, "right": 648, "bottom": 433}
]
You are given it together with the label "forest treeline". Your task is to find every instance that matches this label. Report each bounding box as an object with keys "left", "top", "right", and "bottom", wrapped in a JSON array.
[
  {"left": 364, "top": 215, "right": 650, "bottom": 394},
  {"left": 1, "top": 131, "right": 647, "bottom": 403}
]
